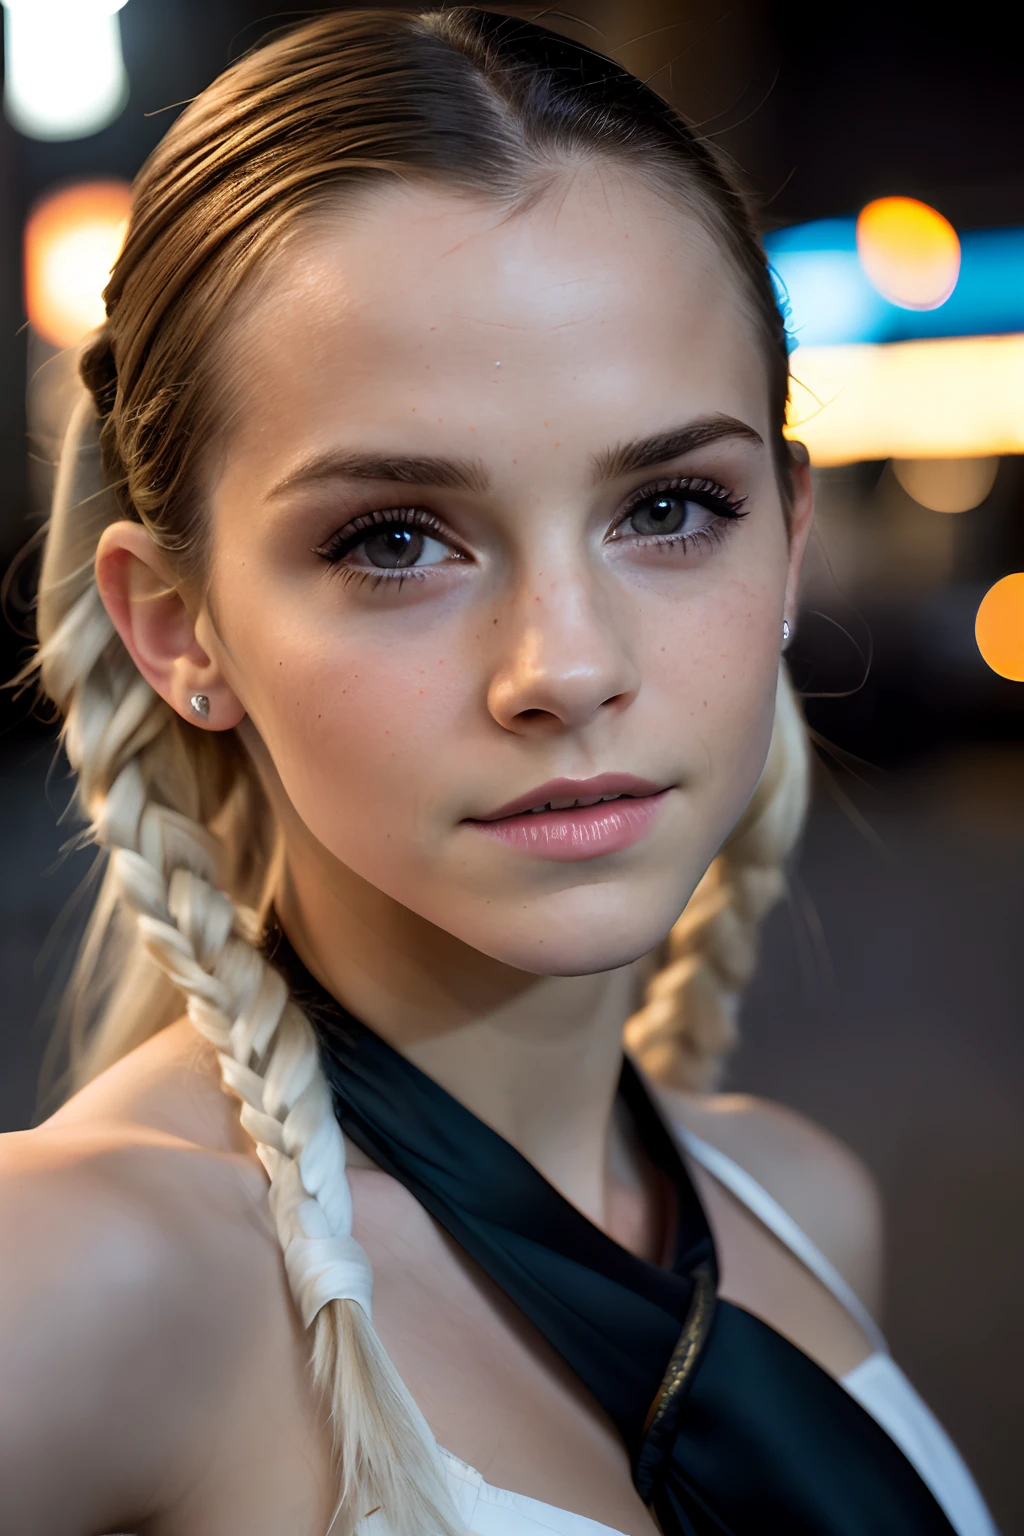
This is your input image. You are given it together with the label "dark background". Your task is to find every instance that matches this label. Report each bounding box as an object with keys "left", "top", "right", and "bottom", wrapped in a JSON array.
[{"left": 1, "top": 4, "right": 1021, "bottom": 1530}]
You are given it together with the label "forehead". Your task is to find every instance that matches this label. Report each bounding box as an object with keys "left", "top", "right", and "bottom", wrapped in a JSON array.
[{"left": 221, "top": 167, "right": 769, "bottom": 468}]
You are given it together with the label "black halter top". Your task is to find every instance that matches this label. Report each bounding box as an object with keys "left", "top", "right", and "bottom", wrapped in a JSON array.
[{"left": 260, "top": 918, "right": 956, "bottom": 1536}]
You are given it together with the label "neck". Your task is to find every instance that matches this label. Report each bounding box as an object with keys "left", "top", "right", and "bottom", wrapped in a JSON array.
[{"left": 274, "top": 850, "right": 642, "bottom": 1227}]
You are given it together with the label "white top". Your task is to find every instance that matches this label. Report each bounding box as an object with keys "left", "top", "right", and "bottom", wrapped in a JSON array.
[{"left": 359, "top": 1126, "right": 1000, "bottom": 1536}]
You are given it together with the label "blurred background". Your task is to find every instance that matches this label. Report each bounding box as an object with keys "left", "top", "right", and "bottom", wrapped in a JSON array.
[{"left": 0, "top": 1, "right": 1020, "bottom": 1528}]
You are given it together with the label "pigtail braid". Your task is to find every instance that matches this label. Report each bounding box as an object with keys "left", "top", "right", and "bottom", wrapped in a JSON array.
[
  {"left": 625, "top": 667, "right": 810, "bottom": 1091},
  {"left": 26, "top": 389, "right": 461, "bottom": 1536}
]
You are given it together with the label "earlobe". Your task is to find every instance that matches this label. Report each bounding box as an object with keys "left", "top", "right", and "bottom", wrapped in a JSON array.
[{"left": 94, "top": 520, "right": 246, "bottom": 730}]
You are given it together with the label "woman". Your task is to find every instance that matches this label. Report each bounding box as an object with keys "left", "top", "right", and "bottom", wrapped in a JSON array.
[{"left": 0, "top": 9, "right": 998, "bottom": 1535}]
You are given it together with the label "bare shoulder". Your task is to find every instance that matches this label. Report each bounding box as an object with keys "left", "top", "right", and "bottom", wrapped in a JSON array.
[
  {"left": 660, "top": 1087, "right": 884, "bottom": 1312},
  {"left": 0, "top": 1021, "right": 278, "bottom": 1532}
]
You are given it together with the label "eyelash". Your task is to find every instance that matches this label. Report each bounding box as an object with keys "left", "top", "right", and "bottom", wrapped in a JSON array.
[
  {"left": 312, "top": 476, "right": 749, "bottom": 591},
  {"left": 314, "top": 507, "right": 460, "bottom": 592},
  {"left": 615, "top": 476, "right": 748, "bottom": 547}
]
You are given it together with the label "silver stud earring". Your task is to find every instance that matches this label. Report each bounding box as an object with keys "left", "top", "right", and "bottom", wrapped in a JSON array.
[
  {"left": 189, "top": 693, "right": 210, "bottom": 719},
  {"left": 782, "top": 620, "right": 792, "bottom": 648}
]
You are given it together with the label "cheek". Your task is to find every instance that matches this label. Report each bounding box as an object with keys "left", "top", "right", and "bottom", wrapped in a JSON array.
[
  {"left": 235, "top": 599, "right": 470, "bottom": 863},
  {"left": 641, "top": 566, "right": 785, "bottom": 827}
]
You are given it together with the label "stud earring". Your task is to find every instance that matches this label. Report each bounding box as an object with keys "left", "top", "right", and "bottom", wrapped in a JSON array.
[
  {"left": 782, "top": 620, "right": 792, "bottom": 648},
  {"left": 189, "top": 693, "right": 210, "bottom": 719}
]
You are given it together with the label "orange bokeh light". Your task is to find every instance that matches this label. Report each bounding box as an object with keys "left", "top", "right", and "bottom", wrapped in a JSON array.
[
  {"left": 975, "top": 573, "right": 1024, "bottom": 682},
  {"left": 24, "top": 180, "right": 131, "bottom": 349},
  {"left": 856, "top": 196, "right": 961, "bottom": 311}
]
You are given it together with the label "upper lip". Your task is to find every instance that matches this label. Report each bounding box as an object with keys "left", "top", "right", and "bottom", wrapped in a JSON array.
[{"left": 470, "top": 773, "right": 668, "bottom": 822}]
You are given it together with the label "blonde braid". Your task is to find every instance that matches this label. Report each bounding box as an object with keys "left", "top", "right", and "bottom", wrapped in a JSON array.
[
  {"left": 625, "top": 667, "right": 811, "bottom": 1091},
  {"left": 29, "top": 393, "right": 461, "bottom": 1536}
]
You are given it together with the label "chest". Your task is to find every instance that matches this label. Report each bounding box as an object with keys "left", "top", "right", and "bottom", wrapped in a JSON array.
[{"left": 151, "top": 1159, "right": 871, "bottom": 1536}]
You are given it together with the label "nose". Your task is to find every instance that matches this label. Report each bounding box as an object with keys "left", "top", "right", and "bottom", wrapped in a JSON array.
[{"left": 486, "top": 572, "right": 640, "bottom": 736}]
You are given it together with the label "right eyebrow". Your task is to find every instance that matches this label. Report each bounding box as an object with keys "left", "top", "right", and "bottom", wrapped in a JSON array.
[{"left": 266, "top": 449, "right": 489, "bottom": 501}]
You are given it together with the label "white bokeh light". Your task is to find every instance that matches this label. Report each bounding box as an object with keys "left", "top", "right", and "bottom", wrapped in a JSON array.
[{"left": 2, "top": 0, "right": 130, "bottom": 142}]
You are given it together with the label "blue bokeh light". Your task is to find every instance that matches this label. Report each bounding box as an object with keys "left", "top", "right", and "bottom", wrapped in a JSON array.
[{"left": 765, "top": 218, "right": 1024, "bottom": 347}]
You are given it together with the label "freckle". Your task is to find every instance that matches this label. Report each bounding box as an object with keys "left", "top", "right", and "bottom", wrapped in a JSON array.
[
  {"left": 544, "top": 421, "right": 548, "bottom": 428},
  {"left": 469, "top": 425, "right": 476, "bottom": 432},
  {"left": 411, "top": 406, "right": 417, "bottom": 411},
  {"left": 492, "top": 617, "right": 498, "bottom": 625},
  {"left": 554, "top": 442, "right": 560, "bottom": 447}
]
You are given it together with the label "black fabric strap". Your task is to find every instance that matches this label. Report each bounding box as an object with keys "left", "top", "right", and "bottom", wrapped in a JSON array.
[{"left": 261, "top": 917, "right": 957, "bottom": 1536}]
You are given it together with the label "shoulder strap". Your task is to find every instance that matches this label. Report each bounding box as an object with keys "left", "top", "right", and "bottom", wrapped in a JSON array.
[{"left": 676, "top": 1125, "right": 890, "bottom": 1357}]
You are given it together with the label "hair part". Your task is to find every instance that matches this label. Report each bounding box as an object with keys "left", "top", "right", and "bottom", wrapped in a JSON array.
[{"left": 14, "top": 10, "right": 809, "bottom": 1532}]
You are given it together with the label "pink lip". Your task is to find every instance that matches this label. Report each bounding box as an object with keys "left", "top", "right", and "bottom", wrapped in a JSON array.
[
  {"left": 464, "top": 774, "right": 671, "bottom": 863},
  {"left": 476, "top": 773, "right": 665, "bottom": 822}
]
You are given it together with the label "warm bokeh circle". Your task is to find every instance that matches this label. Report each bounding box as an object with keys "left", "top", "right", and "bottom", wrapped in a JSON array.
[
  {"left": 856, "top": 196, "right": 961, "bottom": 311},
  {"left": 24, "top": 180, "right": 131, "bottom": 348},
  {"left": 975, "top": 573, "right": 1024, "bottom": 682}
]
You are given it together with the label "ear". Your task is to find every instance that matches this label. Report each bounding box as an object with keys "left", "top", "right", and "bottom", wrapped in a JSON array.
[
  {"left": 94, "top": 521, "right": 246, "bottom": 730},
  {"left": 781, "top": 440, "right": 814, "bottom": 636}
]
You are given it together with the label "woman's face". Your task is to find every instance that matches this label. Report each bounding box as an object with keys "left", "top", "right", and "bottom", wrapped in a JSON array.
[{"left": 203, "top": 167, "right": 812, "bottom": 977}]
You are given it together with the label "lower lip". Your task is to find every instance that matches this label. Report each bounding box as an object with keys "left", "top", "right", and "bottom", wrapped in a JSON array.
[{"left": 466, "top": 791, "right": 671, "bottom": 862}]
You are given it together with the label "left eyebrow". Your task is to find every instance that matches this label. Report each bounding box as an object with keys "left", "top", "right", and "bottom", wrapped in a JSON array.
[{"left": 590, "top": 414, "right": 764, "bottom": 485}]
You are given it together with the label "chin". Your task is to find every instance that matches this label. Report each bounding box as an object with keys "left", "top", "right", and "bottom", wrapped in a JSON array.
[{"left": 452, "top": 890, "right": 685, "bottom": 979}]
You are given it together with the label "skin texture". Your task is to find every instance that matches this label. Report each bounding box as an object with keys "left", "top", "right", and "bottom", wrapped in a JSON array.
[
  {"left": 0, "top": 171, "right": 888, "bottom": 1536},
  {"left": 95, "top": 169, "right": 813, "bottom": 1222}
]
